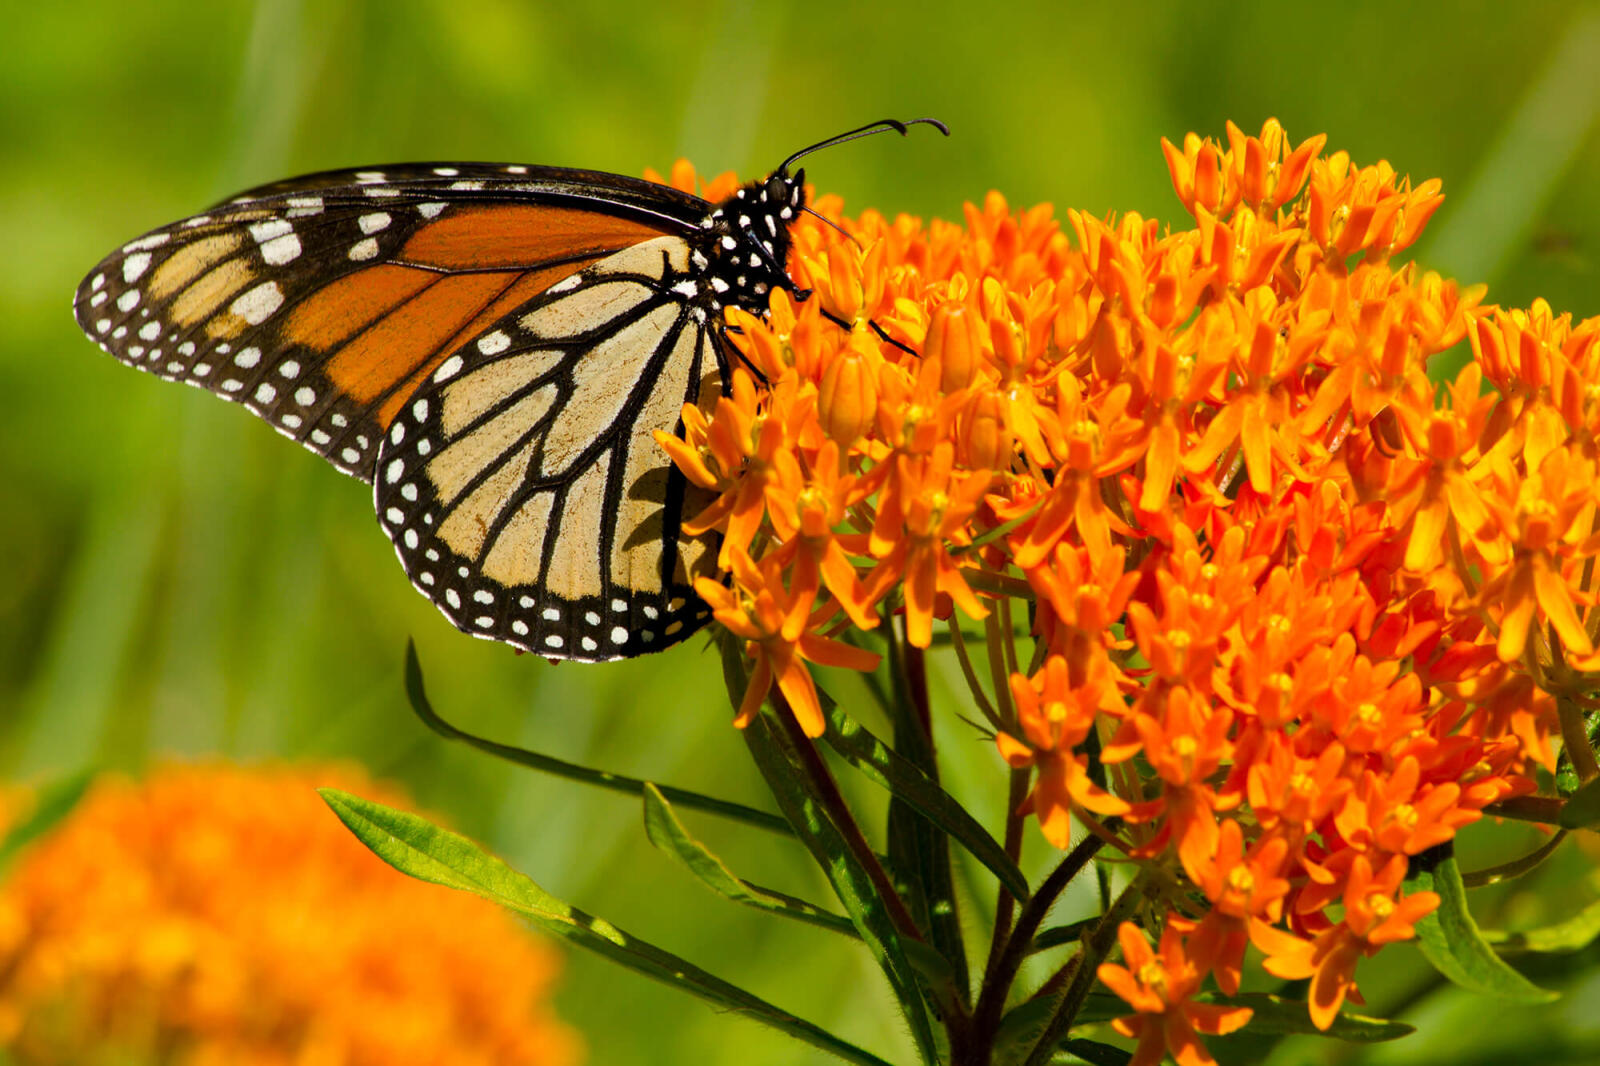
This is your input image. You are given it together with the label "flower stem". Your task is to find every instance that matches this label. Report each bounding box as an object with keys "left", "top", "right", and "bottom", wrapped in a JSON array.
[
  {"left": 969, "top": 827, "right": 1110, "bottom": 1056},
  {"left": 770, "top": 692, "right": 926, "bottom": 943},
  {"left": 1558, "top": 694, "right": 1600, "bottom": 782},
  {"left": 1483, "top": 794, "right": 1567, "bottom": 824},
  {"left": 981, "top": 767, "right": 1031, "bottom": 988},
  {"left": 1018, "top": 874, "right": 1145, "bottom": 1066}
]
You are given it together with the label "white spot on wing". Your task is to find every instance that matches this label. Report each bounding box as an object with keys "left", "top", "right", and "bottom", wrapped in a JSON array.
[
  {"left": 260, "top": 233, "right": 301, "bottom": 264},
  {"left": 123, "top": 233, "right": 170, "bottom": 253},
  {"left": 433, "top": 355, "right": 464, "bottom": 382},
  {"left": 230, "top": 282, "right": 284, "bottom": 324},
  {"left": 122, "top": 253, "right": 151, "bottom": 282}
]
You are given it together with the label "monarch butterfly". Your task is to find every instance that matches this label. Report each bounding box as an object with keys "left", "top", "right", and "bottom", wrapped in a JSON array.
[{"left": 72, "top": 118, "right": 947, "bottom": 662}]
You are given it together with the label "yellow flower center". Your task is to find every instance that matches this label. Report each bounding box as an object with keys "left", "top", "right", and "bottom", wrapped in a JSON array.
[
  {"left": 796, "top": 485, "right": 828, "bottom": 517},
  {"left": 1168, "top": 630, "right": 1192, "bottom": 650},
  {"left": 1191, "top": 592, "right": 1215, "bottom": 612},
  {"left": 1172, "top": 735, "right": 1198, "bottom": 759},
  {"left": 1367, "top": 893, "right": 1394, "bottom": 920},
  {"left": 1392, "top": 803, "right": 1418, "bottom": 831},
  {"left": 1268, "top": 672, "right": 1293, "bottom": 696},
  {"left": 1355, "top": 701, "right": 1382, "bottom": 727},
  {"left": 1269, "top": 613, "right": 1291, "bottom": 636},
  {"left": 1200, "top": 563, "right": 1220, "bottom": 582},
  {"left": 1226, "top": 864, "right": 1256, "bottom": 896},
  {"left": 1137, "top": 960, "right": 1168, "bottom": 999},
  {"left": 1516, "top": 497, "right": 1556, "bottom": 521}
]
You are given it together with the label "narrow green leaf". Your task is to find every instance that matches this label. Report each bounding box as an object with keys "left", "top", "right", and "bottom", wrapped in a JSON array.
[
  {"left": 320, "top": 788, "right": 894, "bottom": 1066},
  {"left": 402, "top": 640, "right": 791, "bottom": 835},
  {"left": 1407, "top": 845, "right": 1559, "bottom": 1002},
  {"left": 823, "top": 698, "right": 1030, "bottom": 902},
  {"left": 992, "top": 997, "right": 1058, "bottom": 1066},
  {"left": 742, "top": 709, "right": 941, "bottom": 1064},
  {"left": 1060, "top": 992, "right": 1137, "bottom": 1026},
  {"left": 1196, "top": 993, "right": 1413, "bottom": 1042},
  {"left": 0, "top": 768, "right": 95, "bottom": 872},
  {"left": 1482, "top": 893, "right": 1600, "bottom": 954},
  {"left": 1038, "top": 990, "right": 1411, "bottom": 1045},
  {"left": 1057, "top": 1037, "right": 1132, "bottom": 1066},
  {"left": 641, "top": 783, "right": 857, "bottom": 937},
  {"left": 1558, "top": 774, "right": 1600, "bottom": 829},
  {"left": 878, "top": 622, "right": 970, "bottom": 1007},
  {"left": 1031, "top": 919, "right": 1096, "bottom": 954}
]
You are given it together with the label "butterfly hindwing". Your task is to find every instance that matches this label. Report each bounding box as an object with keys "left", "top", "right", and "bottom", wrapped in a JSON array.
[
  {"left": 72, "top": 163, "right": 707, "bottom": 481},
  {"left": 373, "top": 235, "right": 724, "bottom": 660}
]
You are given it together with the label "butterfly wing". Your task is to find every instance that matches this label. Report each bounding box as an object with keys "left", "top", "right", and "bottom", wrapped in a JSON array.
[
  {"left": 373, "top": 234, "right": 724, "bottom": 660},
  {"left": 72, "top": 163, "right": 711, "bottom": 480}
]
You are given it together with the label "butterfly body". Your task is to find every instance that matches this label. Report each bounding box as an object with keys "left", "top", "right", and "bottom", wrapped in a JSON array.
[{"left": 72, "top": 119, "right": 943, "bottom": 661}]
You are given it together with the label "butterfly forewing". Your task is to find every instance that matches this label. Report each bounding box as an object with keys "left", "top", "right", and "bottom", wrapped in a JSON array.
[
  {"left": 374, "top": 235, "right": 724, "bottom": 660},
  {"left": 72, "top": 163, "right": 708, "bottom": 481},
  {"left": 73, "top": 150, "right": 813, "bottom": 660}
]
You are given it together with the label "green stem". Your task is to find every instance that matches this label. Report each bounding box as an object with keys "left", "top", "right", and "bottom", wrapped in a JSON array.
[
  {"left": 1461, "top": 829, "right": 1569, "bottom": 887},
  {"left": 1019, "top": 875, "right": 1145, "bottom": 1066},
  {"left": 982, "top": 767, "right": 1031, "bottom": 988},
  {"left": 1558, "top": 694, "right": 1600, "bottom": 782},
  {"left": 771, "top": 691, "right": 926, "bottom": 943},
  {"left": 969, "top": 827, "right": 1110, "bottom": 1055},
  {"left": 1483, "top": 794, "right": 1566, "bottom": 825}
]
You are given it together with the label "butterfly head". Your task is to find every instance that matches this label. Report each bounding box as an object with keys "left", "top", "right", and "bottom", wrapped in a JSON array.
[
  {"left": 699, "top": 168, "right": 810, "bottom": 313},
  {"left": 694, "top": 119, "right": 947, "bottom": 317}
]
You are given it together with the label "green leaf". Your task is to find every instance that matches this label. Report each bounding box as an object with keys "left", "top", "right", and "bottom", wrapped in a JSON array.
[
  {"left": 1407, "top": 845, "right": 1560, "bottom": 1002},
  {"left": 1031, "top": 919, "right": 1096, "bottom": 954},
  {"left": 1062, "top": 992, "right": 1138, "bottom": 1026},
  {"left": 1558, "top": 774, "right": 1600, "bottom": 829},
  {"left": 1029, "top": 990, "right": 1411, "bottom": 1048},
  {"left": 741, "top": 709, "right": 941, "bottom": 1065},
  {"left": 1482, "top": 894, "right": 1600, "bottom": 954},
  {"left": 320, "top": 788, "right": 895, "bottom": 1066},
  {"left": 402, "top": 640, "right": 790, "bottom": 835},
  {"left": 641, "top": 783, "right": 857, "bottom": 937},
  {"left": 992, "top": 997, "right": 1058, "bottom": 1066},
  {"left": 0, "top": 768, "right": 95, "bottom": 872},
  {"left": 877, "top": 623, "right": 971, "bottom": 1007},
  {"left": 1198, "top": 993, "right": 1413, "bottom": 1042},
  {"left": 1057, "top": 1037, "right": 1132, "bottom": 1066},
  {"left": 823, "top": 698, "right": 1030, "bottom": 902}
]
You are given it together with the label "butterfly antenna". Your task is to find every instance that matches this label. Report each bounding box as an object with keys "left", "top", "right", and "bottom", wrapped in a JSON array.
[
  {"left": 778, "top": 117, "right": 949, "bottom": 173},
  {"left": 801, "top": 206, "right": 861, "bottom": 248}
]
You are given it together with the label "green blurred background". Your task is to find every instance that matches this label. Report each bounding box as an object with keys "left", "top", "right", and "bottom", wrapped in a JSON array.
[{"left": 4, "top": 1, "right": 1600, "bottom": 1063}]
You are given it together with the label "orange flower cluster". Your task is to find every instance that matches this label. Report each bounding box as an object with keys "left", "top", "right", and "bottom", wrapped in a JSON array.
[
  {"left": 655, "top": 119, "right": 1599, "bottom": 1057},
  {"left": 0, "top": 764, "right": 580, "bottom": 1066}
]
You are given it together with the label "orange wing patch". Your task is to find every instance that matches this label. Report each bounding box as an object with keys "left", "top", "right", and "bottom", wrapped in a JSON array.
[
  {"left": 285, "top": 264, "right": 435, "bottom": 351},
  {"left": 322, "top": 272, "right": 514, "bottom": 408},
  {"left": 399, "top": 206, "right": 669, "bottom": 270},
  {"left": 372, "top": 260, "right": 608, "bottom": 428}
]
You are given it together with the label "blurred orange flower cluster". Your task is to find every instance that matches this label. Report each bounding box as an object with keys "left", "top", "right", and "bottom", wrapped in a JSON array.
[
  {"left": 0, "top": 764, "right": 580, "bottom": 1066},
  {"left": 652, "top": 121, "right": 1599, "bottom": 1058}
]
